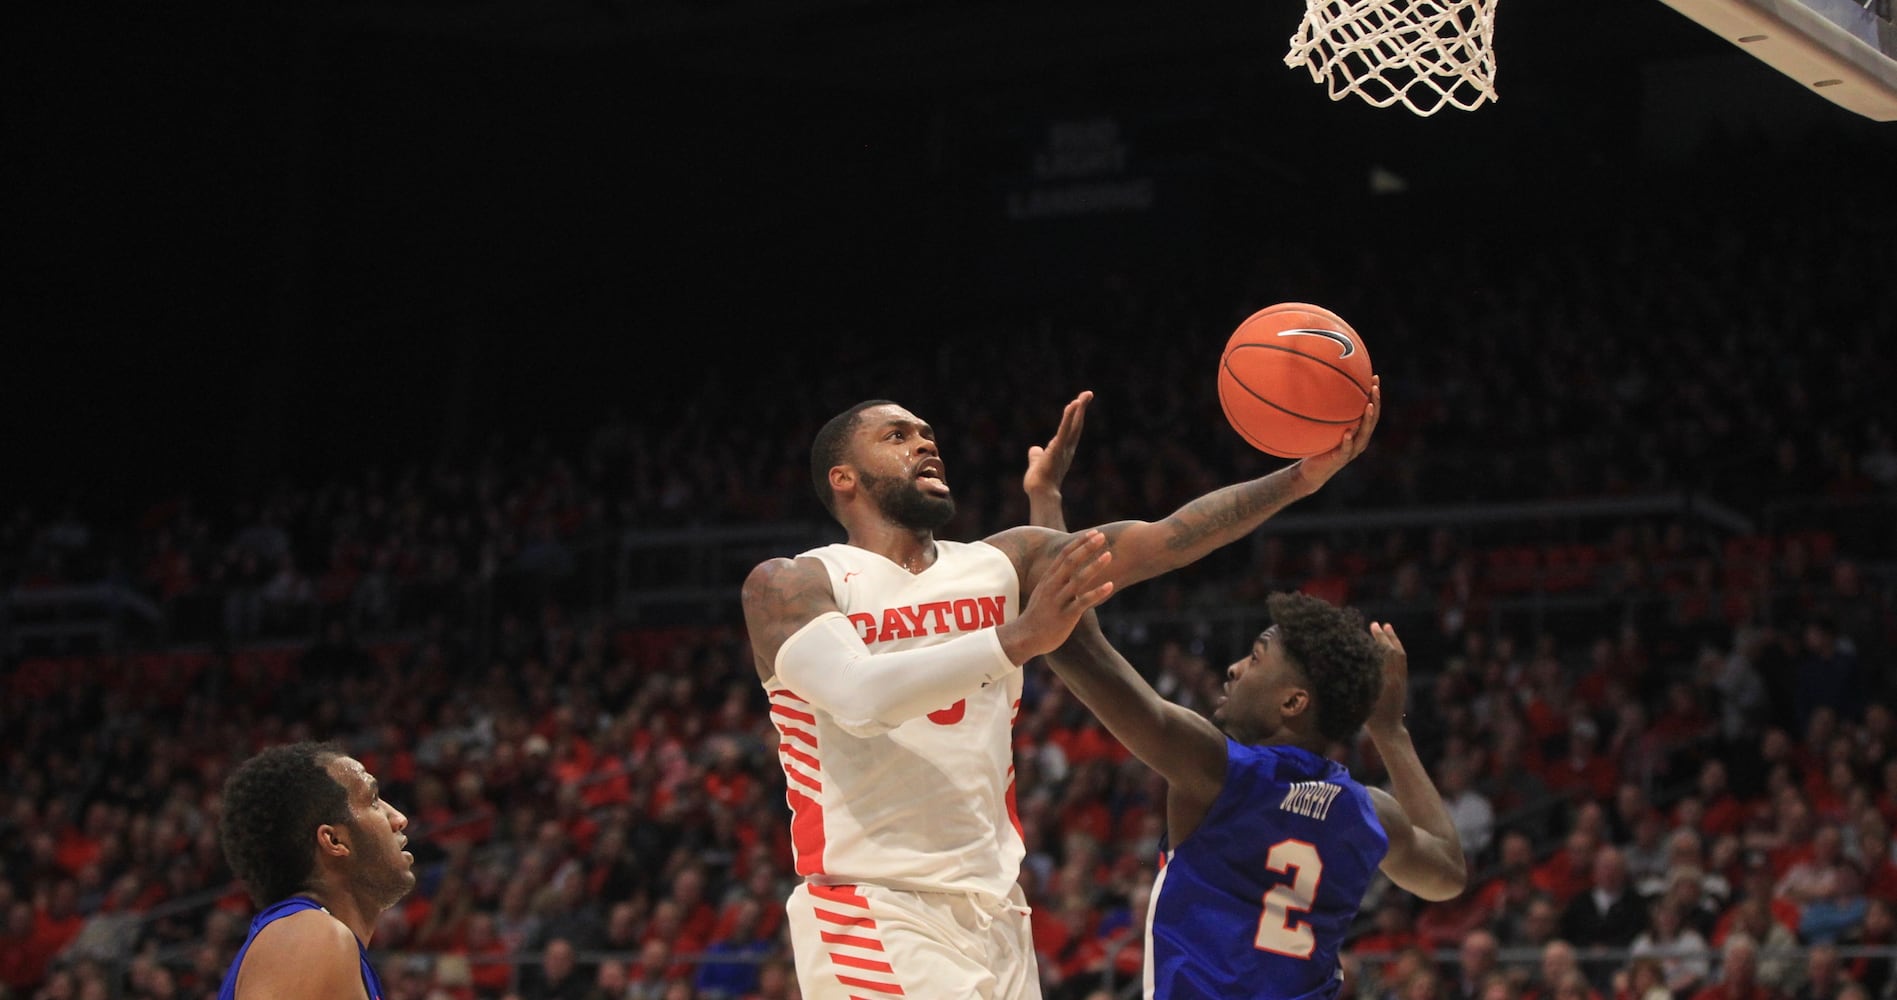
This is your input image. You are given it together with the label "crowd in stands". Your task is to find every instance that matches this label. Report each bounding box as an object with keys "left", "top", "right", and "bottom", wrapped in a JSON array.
[{"left": 3, "top": 167, "right": 1895, "bottom": 1000}]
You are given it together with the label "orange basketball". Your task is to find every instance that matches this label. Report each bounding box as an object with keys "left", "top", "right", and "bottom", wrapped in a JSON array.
[{"left": 1217, "top": 302, "right": 1374, "bottom": 459}]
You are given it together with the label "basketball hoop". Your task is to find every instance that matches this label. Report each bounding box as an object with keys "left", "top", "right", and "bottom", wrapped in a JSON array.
[{"left": 1285, "top": 0, "right": 1501, "bottom": 116}]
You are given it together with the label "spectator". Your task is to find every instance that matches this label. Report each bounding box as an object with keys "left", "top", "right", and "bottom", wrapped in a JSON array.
[
  {"left": 691, "top": 898, "right": 771, "bottom": 1000},
  {"left": 1721, "top": 896, "right": 1802, "bottom": 994},
  {"left": 1448, "top": 930, "right": 1501, "bottom": 1000},
  {"left": 1615, "top": 957, "right": 1670, "bottom": 1000},
  {"left": 1840, "top": 897, "right": 1893, "bottom": 997},
  {"left": 534, "top": 877, "right": 606, "bottom": 954},
  {"left": 1561, "top": 845, "right": 1649, "bottom": 950},
  {"left": 1476, "top": 831, "right": 1539, "bottom": 927},
  {"left": 1688, "top": 935, "right": 1780, "bottom": 1000},
  {"left": 661, "top": 867, "right": 717, "bottom": 954},
  {"left": 1541, "top": 716, "right": 1620, "bottom": 805},
  {"left": 1416, "top": 881, "right": 1495, "bottom": 954},
  {"left": 584, "top": 959, "right": 628, "bottom": 1000},
  {"left": 1353, "top": 896, "right": 1422, "bottom": 966},
  {"left": 458, "top": 912, "right": 515, "bottom": 1000},
  {"left": 1480, "top": 724, "right": 1552, "bottom": 819},
  {"left": 739, "top": 960, "right": 794, "bottom": 1000},
  {"left": 1630, "top": 900, "right": 1712, "bottom": 997},
  {"left": 519, "top": 939, "right": 588, "bottom": 1000},
  {"left": 1621, "top": 810, "right": 1672, "bottom": 899},
  {"left": 1, "top": 901, "right": 40, "bottom": 995},
  {"left": 1775, "top": 825, "right": 1865, "bottom": 942},
  {"left": 1441, "top": 756, "right": 1496, "bottom": 862},
  {"left": 1793, "top": 615, "right": 1861, "bottom": 732},
  {"left": 1529, "top": 941, "right": 1597, "bottom": 1000},
  {"left": 1535, "top": 829, "right": 1601, "bottom": 908},
  {"left": 1710, "top": 638, "right": 1769, "bottom": 748},
  {"left": 1855, "top": 818, "right": 1897, "bottom": 905},
  {"left": 626, "top": 940, "right": 682, "bottom": 1000},
  {"left": 1714, "top": 861, "right": 1799, "bottom": 947},
  {"left": 1505, "top": 895, "right": 1565, "bottom": 953},
  {"left": 1787, "top": 945, "right": 1842, "bottom": 1000}
]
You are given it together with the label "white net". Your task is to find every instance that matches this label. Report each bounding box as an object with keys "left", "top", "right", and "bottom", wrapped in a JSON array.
[{"left": 1284, "top": 0, "right": 1500, "bottom": 116}]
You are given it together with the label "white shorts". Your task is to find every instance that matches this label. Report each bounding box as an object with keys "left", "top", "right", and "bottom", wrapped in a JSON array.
[{"left": 785, "top": 881, "right": 1043, "bottom": 1000}]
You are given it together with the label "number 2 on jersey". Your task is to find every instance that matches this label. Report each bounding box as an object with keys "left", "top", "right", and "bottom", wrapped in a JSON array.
[{"left": 1254, "top": 839, "right": 1322, "bottom": 958}]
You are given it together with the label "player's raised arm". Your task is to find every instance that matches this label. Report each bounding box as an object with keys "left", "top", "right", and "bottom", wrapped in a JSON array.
[
  {"left": 1363, "top": 623, "right": 1468, "bottom": 901},
  {"left": 992, "top": 381, "right": 1379, "bottom": 594},
  {"left": 1043, "top": 612, "right": 1228, "bottom": 807},
  {"left": 1097, "top": 380, "right": 1376, "bottom": 585},
  {"left": 741, "top": 533, "right": 1117, "bottom": 735}
]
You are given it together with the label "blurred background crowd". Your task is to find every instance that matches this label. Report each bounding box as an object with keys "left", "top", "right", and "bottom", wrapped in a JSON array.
[
  {"left": 10, "top": 0, "right": 1897, "bottom": 989},
  {"left": 4, "top": 152, "right": 1895, "bottom": 1000}
]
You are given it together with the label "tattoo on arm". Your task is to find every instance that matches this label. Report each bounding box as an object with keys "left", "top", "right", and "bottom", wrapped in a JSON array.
[
  {"left": 743, "top": 558, "right": 841, "bottom": 672},
  {"left": 1160, "top": 474, "right": 1300, "bottom": 552}
]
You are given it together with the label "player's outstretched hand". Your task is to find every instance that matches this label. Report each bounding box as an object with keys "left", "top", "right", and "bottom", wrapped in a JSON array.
[
  {"left": 998, "top": 529, "right": 1114, "bottom": 664},
  {"left": 1025, "top": 390, "right": 1092, "bottom": 506},
  {"left": 1294, "top": 376, "right": 1380, "bottom": 493},
  {"left": 1365, "top": 620, "right": 1408, "bottom": 738}
]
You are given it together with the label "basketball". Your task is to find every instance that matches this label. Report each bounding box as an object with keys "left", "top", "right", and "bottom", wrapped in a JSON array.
[{"left": 1217, "top": 302, "right": 1375, "bottom": 459}]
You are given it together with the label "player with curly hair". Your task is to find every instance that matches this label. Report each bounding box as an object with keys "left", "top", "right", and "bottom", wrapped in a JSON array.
[
  {"left": 1041, "top": 595, "right": 1467, "bottom": 999},
  {"left": 216, "top": 741, "right": 414, "bottom": 1000}
]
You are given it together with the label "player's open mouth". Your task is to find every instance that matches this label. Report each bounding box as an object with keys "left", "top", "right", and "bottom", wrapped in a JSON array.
[{"left": 916, "top": 461, "right": 949, "bottom": 495}]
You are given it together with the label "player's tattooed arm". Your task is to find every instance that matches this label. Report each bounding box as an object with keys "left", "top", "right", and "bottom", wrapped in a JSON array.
[
  {"left": 990, "top": 468, "right": 1310, "bottom": 596},
  {"left": 994, "top": 382, "right": 1376, "bottom": 594},
  {"left": 1084, "top": 464, "right": 1311, "bottom": 587},
  {"left": 741, "top": 557, "right": 843, "bottom": 683},
  {"left": 1059, "top": 382, "right": 1376, "bottom": 589}
]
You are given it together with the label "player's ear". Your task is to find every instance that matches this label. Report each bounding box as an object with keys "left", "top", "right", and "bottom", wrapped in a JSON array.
[
  {"left": 316, "top": 823, "right": 350, "bottom": 858},
  {"left": 1280, "top": 687, "right": 1311, "bottom": 719},
  {"left": 828, "top": 465, "right": 856, "bottom": 499}
]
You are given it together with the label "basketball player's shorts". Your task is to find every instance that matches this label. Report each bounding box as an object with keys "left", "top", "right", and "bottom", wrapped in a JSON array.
[{"left": 785, "top": 880, "right": 1042, "bottom": 1000}]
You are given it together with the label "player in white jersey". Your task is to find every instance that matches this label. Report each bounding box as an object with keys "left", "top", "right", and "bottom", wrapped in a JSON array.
[{"left": 742, "top": 385, "right": 1380, "bottom": 999}]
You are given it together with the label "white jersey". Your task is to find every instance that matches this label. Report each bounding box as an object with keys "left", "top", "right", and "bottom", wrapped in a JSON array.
[{"left": 766, "top": 539, "right": 1027, "bottom": 899}]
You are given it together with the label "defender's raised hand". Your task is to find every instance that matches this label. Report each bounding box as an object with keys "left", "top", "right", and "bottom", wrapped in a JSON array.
[
  {"left": 1026, "top": 390, "right": 1092, "bottom": 530},
  {"left": 1365, "top": 620, "right": 1409, "bottom": 737}
]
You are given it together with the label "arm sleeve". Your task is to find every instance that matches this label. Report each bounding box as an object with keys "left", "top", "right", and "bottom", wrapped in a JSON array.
[{"left": 774, "top": 611, "right": 1019, "bottom": 737}]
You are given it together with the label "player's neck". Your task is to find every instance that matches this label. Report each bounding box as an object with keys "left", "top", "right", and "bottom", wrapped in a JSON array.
[
  {"left": 300, "top": 883, "right": 375, "bottom": 946},
  {"left": 846, "top": 523, "right": 937, "bottom": 574}
]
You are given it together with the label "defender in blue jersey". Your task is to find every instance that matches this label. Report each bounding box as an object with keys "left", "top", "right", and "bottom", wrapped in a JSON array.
[
  {"left": 216, "top": 742, "right": 415, "bottom": 1000},
  {"left": 1042, "top": 597, "right": 1466, "bottom": 1000}
]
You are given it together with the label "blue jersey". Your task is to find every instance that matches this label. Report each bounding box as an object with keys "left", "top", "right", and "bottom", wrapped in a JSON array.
[
  {"left": 1145, "top": 740, "right": 1388, "bottom": 1000},
  {"left": 218, "top": 897, "right": 386, "bottom": 1000}
]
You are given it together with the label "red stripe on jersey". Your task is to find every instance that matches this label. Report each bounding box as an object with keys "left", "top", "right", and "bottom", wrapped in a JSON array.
[
  {"left": 783, "top": 763, "right": 822, "bottom": 793},
  {"left": 834, "top": 975, "right": 905, "bottom": 995},
  {"left": 775, "top": 724, "right": 817, "bottom": 748},
  {"left": 819, "top": 930, "right": 884, "bottom": 951},
  {"left": 814, "top": 908, "right": 874, "bottom": 928},
  {"left": 786, "top": 786, "right": 826, "bottom": 877},
  {"left": 807, "top": 883, "right": 870, "bottom": 907},
  {"left": 772, "top": 703, "right": 817, "bottom": 725},
  {"left": 771, "top": 689, "right": 809, "bottom": 703},
  {"left": 831, "top": 953, "right": 895, "bottom": 973},
  {"left": 780, "top": 742, "right": 821, "bottom": 771},
  {"left": 1005, "top": 771, "right": 1023, "bottom": 840}
]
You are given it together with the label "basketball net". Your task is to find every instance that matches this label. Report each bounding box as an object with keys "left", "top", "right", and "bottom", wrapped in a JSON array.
[{"left": 1285, "top": 0, "right": 1500, "bottom": 116}]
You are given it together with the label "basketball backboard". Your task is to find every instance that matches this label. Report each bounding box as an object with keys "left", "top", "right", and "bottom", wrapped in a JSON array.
[{"left": 1654, "top": 0, "right": 1897, "bottom": 119}]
